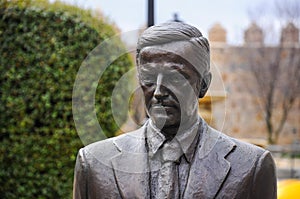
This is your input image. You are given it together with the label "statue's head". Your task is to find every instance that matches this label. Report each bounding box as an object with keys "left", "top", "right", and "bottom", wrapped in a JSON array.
[{"left": 136, "top": 22, "right": 211, "bottom": 131}]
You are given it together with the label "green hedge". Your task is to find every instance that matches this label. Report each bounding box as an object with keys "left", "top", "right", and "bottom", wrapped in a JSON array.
[{"left": 0, "top": 1, "right": 132, "bottom": 198}]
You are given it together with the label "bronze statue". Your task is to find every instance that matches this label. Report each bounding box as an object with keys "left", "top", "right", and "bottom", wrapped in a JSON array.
[{"left": 73, "top": 22, "right": 277, "bottom": 199}]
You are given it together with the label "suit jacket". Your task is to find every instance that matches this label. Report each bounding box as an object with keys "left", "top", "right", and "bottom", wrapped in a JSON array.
[{"left": 73, "top": 120, "right": 277, "bottom": 199}]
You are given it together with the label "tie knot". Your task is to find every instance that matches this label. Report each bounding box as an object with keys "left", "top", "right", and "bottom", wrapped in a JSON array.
[{"left": 161, "top": 140, "right": 183, "bottom": 163}]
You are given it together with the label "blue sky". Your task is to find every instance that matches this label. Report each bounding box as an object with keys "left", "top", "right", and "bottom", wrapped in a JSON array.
[{"left": 55, "top": 0, "right": 276, "bottom": 44}]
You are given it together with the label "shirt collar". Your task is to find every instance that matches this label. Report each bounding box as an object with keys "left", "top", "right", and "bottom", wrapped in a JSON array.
[
  {"left": 147, "top": 119, "right": 165, "bottom": 156},
  {"left": 146, "top": 117, "right": 201, "bottom": 163}
]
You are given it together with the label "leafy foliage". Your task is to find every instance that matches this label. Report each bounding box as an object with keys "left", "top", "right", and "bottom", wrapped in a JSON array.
[{"left": 0, "top": 0, "right": 132, "bottom": 198}]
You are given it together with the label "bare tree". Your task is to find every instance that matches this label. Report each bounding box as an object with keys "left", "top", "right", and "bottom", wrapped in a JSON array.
[{"left": 247, "top": 0, "right": 300, "bottom": 144}]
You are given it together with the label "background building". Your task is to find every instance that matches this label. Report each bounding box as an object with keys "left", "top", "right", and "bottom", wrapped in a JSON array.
[{"left": 209, "top": 22, "right": 300, "bottom": 145}]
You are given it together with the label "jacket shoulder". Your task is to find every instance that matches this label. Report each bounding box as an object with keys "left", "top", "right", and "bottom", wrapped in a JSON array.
[
  {"left": 79, "top": 126, "right": 145, "bottom": 162},
  {"left": 228, "top": 136, "right": 276, "bottom": 198},
  {"left": 208, "top": 127, "right": 266, "bottom": 158},
  {"left": 231, "top": 137, "right": 266, "bottom": 158},
  {"left": 212, "top": 126, "right": 266, "bottom": 156},
  {"left": 214, "top": 128, "right": 270, "bottom": 170},
  {"left": 215, "top": 130, "right": 276, "bottom": 198}
]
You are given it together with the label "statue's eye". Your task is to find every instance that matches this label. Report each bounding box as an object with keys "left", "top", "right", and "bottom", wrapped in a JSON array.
[
  {"left": 140, "top": 74, "right": 156, "bottom": 86},
  {"left": 168, "top": 74, "right": 186, "bottom": 84}
]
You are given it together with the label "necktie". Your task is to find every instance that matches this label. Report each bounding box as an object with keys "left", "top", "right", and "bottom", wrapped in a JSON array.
[{"left": 157, "top": 141, "right": 182, "bottom": 199}]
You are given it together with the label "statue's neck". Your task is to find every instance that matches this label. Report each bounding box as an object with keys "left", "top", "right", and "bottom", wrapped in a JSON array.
[{"left": 161, "top": 115, "right": 198, "bottom": 141}]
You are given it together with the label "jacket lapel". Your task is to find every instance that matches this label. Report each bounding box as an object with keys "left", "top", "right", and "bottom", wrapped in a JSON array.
[
  {"left": 111, "top": 127, "right": 150, "bottom": 198},
  {"left": 184, "top": 125, "right": 236, "bottom": 199}
]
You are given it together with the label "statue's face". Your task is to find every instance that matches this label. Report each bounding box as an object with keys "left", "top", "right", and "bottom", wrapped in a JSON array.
[{"left": 138, "top": 43, "right": 201, "bottom": 129}]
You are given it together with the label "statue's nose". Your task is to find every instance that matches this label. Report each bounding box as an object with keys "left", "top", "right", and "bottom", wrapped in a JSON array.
[{"left": 154, "top": 74, "right": 168, "bottom": 100}]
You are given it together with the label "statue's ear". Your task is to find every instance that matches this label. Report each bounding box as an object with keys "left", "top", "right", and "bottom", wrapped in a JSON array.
[{"left": 199, "top": 72, "right": 212, "bottom": 98}]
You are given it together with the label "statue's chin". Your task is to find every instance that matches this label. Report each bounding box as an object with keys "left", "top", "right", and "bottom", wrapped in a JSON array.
[{"left": 151, "top": 115, "right": 167, "bottom": 130}]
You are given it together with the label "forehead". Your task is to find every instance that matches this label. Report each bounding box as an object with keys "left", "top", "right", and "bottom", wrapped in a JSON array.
[
  {"left": 139, "top": 41, "right": 193, "bottom": 63},
  {"left": 139, "top": 49, "right": 185, "bottom": 65},
  {"left": 138, "top": 45, "right": 197, "bottom": 73}
]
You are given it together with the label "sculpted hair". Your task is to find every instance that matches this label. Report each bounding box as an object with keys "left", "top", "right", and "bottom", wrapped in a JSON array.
[{"left": 136, "top": 22, "right": 210, "bottom": 73}]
